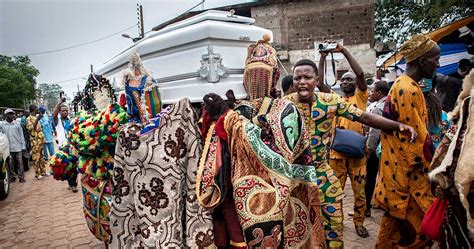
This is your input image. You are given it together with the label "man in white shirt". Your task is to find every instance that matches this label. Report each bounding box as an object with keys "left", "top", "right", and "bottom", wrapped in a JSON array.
[{"left": 0, "top": 109, "right": 26, "bottom": 182}]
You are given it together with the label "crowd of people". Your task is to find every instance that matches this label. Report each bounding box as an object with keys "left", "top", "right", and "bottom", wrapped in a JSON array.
[
  {"left": 1, "top": 31, "right": 472, "bottom": 248},
  {"left": 0, "top": 99, "right": 76, "bottom": 191}
]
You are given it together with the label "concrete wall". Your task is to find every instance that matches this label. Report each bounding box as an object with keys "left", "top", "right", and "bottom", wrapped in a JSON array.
[{"left": 251, "top": 0, "right": 376, "bottom": 84}]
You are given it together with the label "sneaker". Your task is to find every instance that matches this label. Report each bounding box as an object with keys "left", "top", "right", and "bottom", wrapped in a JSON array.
[
  {"left": 36, "top": 175, "right": 43, "bottom": 180},
  {"left": 19, "top": 178, "right": 26, "bottom": 183},
  {"left": 9, "top": 178, "right": 16, "bottom": 183},
  {"left": 71, "top": 186, "right": 78, "bottom": 193}
]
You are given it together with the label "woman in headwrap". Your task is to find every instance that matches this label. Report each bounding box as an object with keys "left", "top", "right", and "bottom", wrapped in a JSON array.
[{"left": 373, "top": 34, "right": 440, "bottom": 248}]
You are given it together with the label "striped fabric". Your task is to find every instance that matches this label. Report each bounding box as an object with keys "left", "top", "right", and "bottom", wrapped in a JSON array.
[{"left": 144, "top": 85, "right": 162, "bottom": 118}]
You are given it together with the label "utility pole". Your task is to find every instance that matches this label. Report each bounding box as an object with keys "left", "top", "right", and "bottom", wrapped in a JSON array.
[
  {"left": 90, "top": 64, "right": 94, "bottom": 73},
  {"left": 77, "top": 84, "right": 80, "bottom": 93},
  {"left": 137, "top": 4, "right": 144, "bottom": 39}
]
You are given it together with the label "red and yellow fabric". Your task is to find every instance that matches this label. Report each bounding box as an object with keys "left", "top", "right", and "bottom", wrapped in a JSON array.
[{"left": 373, "top": 74, "right": 435, "bottom": 245}]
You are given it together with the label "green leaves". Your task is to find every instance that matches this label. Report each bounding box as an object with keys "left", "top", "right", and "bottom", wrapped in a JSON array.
[
  {"left": 375, "top": 1, "right": 474, "bottom": 47},
  {"left": 0, "top": 55, "right": 38, "bottom": 108},
  {"left": 38, "top": 83, "right": 63, "bottom": 111}
]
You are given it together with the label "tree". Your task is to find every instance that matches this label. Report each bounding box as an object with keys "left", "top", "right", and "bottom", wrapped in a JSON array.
[
  {"left": 0, "top": 55, "right": 38, "bottom": 108},
  {"left": 37, "top": 83, "right": 63, "bottom": 111},
  {"left": 375, "top": 1, "right": 474, "bottom": 47}
]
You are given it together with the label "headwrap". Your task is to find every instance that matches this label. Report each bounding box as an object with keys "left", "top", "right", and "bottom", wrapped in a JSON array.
[{"left": 399, "top": 34, "right": 437, "bottom": 63}]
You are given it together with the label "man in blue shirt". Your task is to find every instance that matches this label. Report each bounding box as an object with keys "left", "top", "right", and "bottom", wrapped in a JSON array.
[{"left": 39, "top": 106, "right": 54, "bottom": 165}]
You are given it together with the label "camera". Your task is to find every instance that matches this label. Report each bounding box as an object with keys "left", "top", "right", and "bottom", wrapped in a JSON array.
[{"left": 318, "top": 43, "right": 337, "bottom": 52}]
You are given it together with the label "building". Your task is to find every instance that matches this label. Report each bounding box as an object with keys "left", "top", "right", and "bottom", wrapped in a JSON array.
[
  {"left": 150, "top": 0, "right": 376, "bottom": 87},
  {"left": 249, "top": 0, "right": 375, "bottom": 84}
]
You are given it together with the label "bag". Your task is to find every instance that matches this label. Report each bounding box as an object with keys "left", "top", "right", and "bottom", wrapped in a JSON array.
[
  {"left": 420, "top": 198, "right": 449, "bottom": 241},
  {"left": 331, "top": 128, "right": 367, "bottom": 158}
]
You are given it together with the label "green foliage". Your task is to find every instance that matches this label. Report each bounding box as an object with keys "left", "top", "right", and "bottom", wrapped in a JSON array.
[
  {"left": 375, "top": 1, "right": 474, "bottom": 46},
  {"left": 37, "top": 83, "right": 63, "bottom": 111},
  {"left": 0, "top": 55, "right": 38, "bottom": 108}
]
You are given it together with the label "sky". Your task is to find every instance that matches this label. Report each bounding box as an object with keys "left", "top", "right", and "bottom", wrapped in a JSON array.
[{"left": 0, "top": 0, "right": 247, "bottom": 97}]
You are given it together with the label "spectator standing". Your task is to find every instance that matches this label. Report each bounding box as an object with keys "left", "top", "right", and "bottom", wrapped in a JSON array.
[
  {"left": 0, "top": 109, "right": 26, "bottom": 182},
  {"left": 26, "top": 105, "right": 46, "bottom": 179}
]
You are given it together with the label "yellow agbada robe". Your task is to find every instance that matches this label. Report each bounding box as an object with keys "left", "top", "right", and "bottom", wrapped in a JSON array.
[{"left": 373, "top": 75, "right": 435, "bottom": 247}]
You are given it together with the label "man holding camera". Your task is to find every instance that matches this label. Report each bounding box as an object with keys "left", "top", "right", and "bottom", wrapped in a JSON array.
[
  {"left": 326, "top": 42, "right": 370, "bottom": 238},
  {"left": 53, "top": 97, "right": 77, "bottom": 192}
]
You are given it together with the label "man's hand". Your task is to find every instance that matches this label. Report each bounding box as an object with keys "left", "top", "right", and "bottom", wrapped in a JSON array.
[
  {"left": 333, "top": 42, "right": 346, "bottom": 53},
  {"left": 399, "top": 124, "right": 418, "bottom": 143}
]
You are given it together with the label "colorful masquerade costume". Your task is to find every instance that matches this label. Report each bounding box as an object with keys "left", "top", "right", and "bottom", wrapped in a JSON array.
[
  {"left": 429, "top": 70, "right": 474, "bottom": 248},
  {"left": 50, "top": 104, "right": 128, "bottom": 243},
  {"left": 197, "top": 97, "right": 326, "bottom": 248},
  {"left": 111, "top": 98, "right": 214, "bottom": 248},
  {"left": 284, "top": 92, "right": 365, "bottom": 248},
  {"left": 330, "top": 89, "right": 369, "bottom": 227},
  {"left": 374, "top": 74, "right": 435, "bottom": 248},
  {"left": 26, "top": 115, "right": 46, "bottom": 177}
]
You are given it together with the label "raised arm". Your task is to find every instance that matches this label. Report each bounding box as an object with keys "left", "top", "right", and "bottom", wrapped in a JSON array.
[
  {"left": 317, "top": 52, "right": 332, "bottom": 93},
  {"left": 334, "top": 43, "right": 367, "bottom": 91},
  {"left": 53, "top": 101, "right": 62, "bottom": 126}
]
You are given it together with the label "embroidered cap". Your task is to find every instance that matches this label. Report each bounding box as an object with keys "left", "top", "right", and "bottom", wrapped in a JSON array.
[{"left": 399, "top": 34, "right": 437, "bottom": 63}]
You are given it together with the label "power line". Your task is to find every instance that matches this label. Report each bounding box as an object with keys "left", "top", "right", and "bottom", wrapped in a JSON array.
[
  {"left": 21, "top": 24, "right": 138, "bottom": 56},
  {"left": 48, "top": 75, "right": 89, "bottom": 86}
]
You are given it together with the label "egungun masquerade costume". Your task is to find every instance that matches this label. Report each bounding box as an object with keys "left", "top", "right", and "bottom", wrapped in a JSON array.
[
  {"left": 50, "top": 74, "right": 128, "bottom": 243},
  {"left": 429, "top": 70, "right": 474, "bottom": 248},
  {"left": 111, "top": 98, "right": 215, "bottom": 248},
  {"left": 197, "top": 93, "right": 326, "bottom": 248}
]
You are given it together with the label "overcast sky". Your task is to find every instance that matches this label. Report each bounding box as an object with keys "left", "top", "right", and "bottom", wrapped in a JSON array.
[{"left": 1, "top": 0, "right": 246, "bottom": 97}]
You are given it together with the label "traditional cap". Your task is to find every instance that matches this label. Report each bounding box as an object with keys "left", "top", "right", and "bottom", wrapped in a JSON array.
[
  {"left": 399, "top": 34, "right": 437, "bottom": 63},
  {"left": 4, "top": 108, "right": 14, "bottom": 114}
]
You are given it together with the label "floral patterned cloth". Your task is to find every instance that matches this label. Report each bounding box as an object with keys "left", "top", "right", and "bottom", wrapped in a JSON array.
[
  {"left": 197, "top": 107, "right": 326, "bottom": 248},
  {"left": 26, "top": 115, "right": 46, "bottom": 177},
  {"left": 111, "top": 98, "right": 215, "bottom": 248}
]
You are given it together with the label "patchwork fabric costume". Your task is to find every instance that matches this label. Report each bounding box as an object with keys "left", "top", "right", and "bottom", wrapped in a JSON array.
[
  {"left": 242, "top": 34, "right": 280, "bottom": 100},
  {"left": 111, "top": 98, "right": 214, "bottom": 248},
  {"left": 50, "top": 74, "right": 127, "bottom": 243},
  {"left": 429, "top": 70, "right": 474, "bottom": 248},
  {"left": 50, "top": 104, "right": 128, "bottom": 242},
  {"left": 197, "top": 96, "right": 326, "bottom": 248}
]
